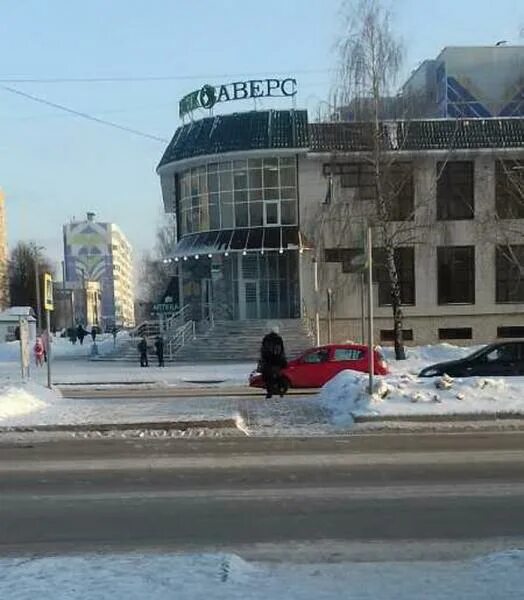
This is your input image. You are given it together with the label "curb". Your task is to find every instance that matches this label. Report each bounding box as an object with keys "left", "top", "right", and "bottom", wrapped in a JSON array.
[
  {"left": 0, "top": 418, "right": 239, "bottom": 434},
  {"left": 352, "top": 412, "right": 524, "bottom": 423}
]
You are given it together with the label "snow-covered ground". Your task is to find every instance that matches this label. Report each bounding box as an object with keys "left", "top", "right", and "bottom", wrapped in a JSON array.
[
  {"left": 0, "top": 550, "right": 523, "bottom": 599},
  {"left": 0, "top": 331, "right": 131, "bottom": 363},
  {"left": 0, "top": 355, "right": 253, "bottom": 386},
  {"left": 1, "top": 342, "right": 524, "bottom": 433}
]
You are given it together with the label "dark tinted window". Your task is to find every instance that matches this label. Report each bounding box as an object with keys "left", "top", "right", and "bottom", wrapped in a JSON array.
[
  {"left": 484, "top": 343, "right": 522, "bottom": 362},
  {"left": 333, "top": 348, "right": 364, "bottom": 361},
  {"left": 303, "top": 349, "right": 329, "bottom": 363},
  {"left": 323, "top": 163, "right": 376, "bottom": 200},
  {"left": 437, "top": 161, "right": 474, "bottom": 220},
  {"left": 495, "top": 160, "right": 524, "bottom": 219},
  {"left": 496, "top": 246, "right": 524, "bottom": 303},
  {"left": 497, "top": 326, "right": 524, "bottom": 338},
  {"left": 380, "top": 329, "right": 413, "bottom": 341},
  {"left": 324, "top": 248, "right": 365, "bottom": 273},
  {"left": 385, "top": 163, "right": 414, "bottom": 221},
  {"left": 438, "top": 327, "right": 472, "bottom": 340},
  {"left": 437, "top": 246, "right": 475, "bottom": 304},
  {"left": 373, "top": 247, "right": 415, "bottom": 306}
]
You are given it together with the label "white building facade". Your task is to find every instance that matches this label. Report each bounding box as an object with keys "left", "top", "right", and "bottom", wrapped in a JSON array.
[
  {"left": 63, "top": 213, "right": 135, "bottom": 328},
  {"left": 158, "top": 109, "right": 524, "bottom": 346}
]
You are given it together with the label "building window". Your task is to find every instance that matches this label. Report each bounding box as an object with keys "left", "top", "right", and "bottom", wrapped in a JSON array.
[
  {"left": 380, "top": 329, "right": 413, "bottom": 342},
  {"left": 497, "top": 326, "right": 524, "bottom": 338},
  {"left": 436, "top": 161, "right": 474, "bottom": 220},
  {"left": 437, "top": 246, "right": 475, "bottom": 304},
  {"left": 496, "top": 245, "right": 524, "bottom": 302},
  {"left": 438, "top": 327, "right": 472, "bottom": 340},
  {"left": 324, "top": 248, "right": 365, "bottom": 273},
  {"left": 373, "top": 247, "right": 415, "bottom": 306},
  {"left": 496, "top": 160, "right": 524, "bottom": 219},
  {"left": 323, "top": 163, "right": 376, "bottom": 201},
  {"left": 178, "top": 157, "right": 297, "bottom": 235},
  {"left": 385, "top": 163, "right": 414, "bottom": 221}
]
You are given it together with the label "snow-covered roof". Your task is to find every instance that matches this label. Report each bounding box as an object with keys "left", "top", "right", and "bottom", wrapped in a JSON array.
[{"left": 0, "top": 306, "right": 37, "bottom": 322}]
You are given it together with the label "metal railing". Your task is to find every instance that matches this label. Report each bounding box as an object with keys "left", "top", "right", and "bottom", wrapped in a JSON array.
[
  {"left": 166, "top": 320, "right": 196, "bottom": 360},
  {"left": 130, "top": 304, "right": 191, "bottom": 340}
]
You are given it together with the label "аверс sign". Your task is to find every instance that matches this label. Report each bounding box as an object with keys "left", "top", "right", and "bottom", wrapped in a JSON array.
[{"left": 179, "top": 78, "right": 297, "bottom": 118}]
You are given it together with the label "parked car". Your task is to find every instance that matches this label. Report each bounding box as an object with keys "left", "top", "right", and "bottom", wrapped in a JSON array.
[
  {"left": 249, "top": 344, "right": 389, "bottom": 391},
  {"left": 419, "top": 341, "right": 524, "bottom": 378}
]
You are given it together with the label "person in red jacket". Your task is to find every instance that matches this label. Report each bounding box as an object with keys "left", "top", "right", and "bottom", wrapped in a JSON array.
[{"left": 34, "top": 337, "right": 45, "bottom": 367}]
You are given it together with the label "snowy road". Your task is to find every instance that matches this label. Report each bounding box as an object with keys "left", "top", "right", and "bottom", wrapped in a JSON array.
[
  {"left": 2, "top": 433, "right": 524, "bottom": 598},
  {"left": 1, "top": 433, "right": 524, "bottom": 556}
]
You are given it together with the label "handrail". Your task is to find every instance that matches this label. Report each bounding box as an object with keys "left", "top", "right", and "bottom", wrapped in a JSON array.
[
  {"left": 129, "top": 303, "right": 192, "bottom": 339},
  {"left": 166, "top": 320, "right": 195, "bottom": 360}
]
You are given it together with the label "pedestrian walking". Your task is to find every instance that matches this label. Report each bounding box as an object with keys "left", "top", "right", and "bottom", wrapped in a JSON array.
[
  {"left": 34, "top": 337, "right": 45, "bottom": 367},
  {"left": 111, "top": 326, "right": 118, "bottom": 347},
  {"left": 154, "top": 335, "right": 165, "bottom": 367},
  {"left": 76, "top": 324, "right": 86, "bottom": 345},
  {"left": 138, "top": 336, "right": 148, "bottom": 367},
  {"left": 259, "top": 325, "right": 287, "bottom": 399},
  {"left": 91, "top": 326, "right": 97, "bottom": 343}
]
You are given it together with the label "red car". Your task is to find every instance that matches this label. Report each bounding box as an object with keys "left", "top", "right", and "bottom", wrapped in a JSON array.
[{"left": 249, "top": 344, "right": 389, "bottom": 391}]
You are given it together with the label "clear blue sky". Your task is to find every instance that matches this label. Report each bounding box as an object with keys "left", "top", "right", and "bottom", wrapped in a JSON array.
[{"left": 1, "top": 0, "right": 522, "bottom": 273}]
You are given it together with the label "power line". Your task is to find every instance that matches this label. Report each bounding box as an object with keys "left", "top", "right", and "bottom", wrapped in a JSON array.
[
  {"left": 0, "top": 84, "right": 168, "bottom": 143},
  {"left": 0, "top": 69, "right": 333, "bottom": 84}
]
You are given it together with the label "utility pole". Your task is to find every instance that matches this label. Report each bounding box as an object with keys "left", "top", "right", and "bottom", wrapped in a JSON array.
[
  {"left": 313, "top": 257, "right": 320, "bottom": 346},
  {"left": 360, "top": 271, "right": 366, "bottom": 344},
  {"left": 367, "top": 226, "right": 374, "bottom": 394},
  {"left": 32, "top": 246, "right": 42, "bottom": 334}
]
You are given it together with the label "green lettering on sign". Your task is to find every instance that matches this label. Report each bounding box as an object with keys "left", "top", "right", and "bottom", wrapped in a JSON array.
[{"left": 178, "top": 78, "right": 297, "bottom": 118}]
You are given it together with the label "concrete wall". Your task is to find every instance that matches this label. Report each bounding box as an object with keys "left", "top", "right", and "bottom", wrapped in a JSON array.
[{"left": 298, "top": 151, "right": 524, "bottom": 346}]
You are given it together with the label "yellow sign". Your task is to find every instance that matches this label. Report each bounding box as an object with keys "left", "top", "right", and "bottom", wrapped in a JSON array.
[{"left": 44, "top": 273, "right": 54, "bottom": 311}]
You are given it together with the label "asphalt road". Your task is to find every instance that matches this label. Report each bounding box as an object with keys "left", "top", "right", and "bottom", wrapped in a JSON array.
[{"left": 1, "top": 432, "right": 524, "bottom": 558}]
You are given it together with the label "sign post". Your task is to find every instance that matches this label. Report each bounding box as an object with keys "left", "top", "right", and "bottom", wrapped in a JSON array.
[
  {"left": 18, "top": 317, "right": 30, "bottom": 381},
  {"left": 44, "top": 273, "right": 54, "bottom": 389}
]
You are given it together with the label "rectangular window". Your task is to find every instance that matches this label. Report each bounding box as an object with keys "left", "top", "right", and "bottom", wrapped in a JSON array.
[
  {"left": 333, "top": 348, "right": 364, "bottom": 361},
  {"left": 323, "top": 163, "right": 376, "bottom": 200},
  {"left": 495, "top": 160, "right": 524, "bottom": 218},
  {"left": 387, "top": 163, "right": 414, "bottom": 221},
  {"left": 438, "top": 328, "right": 472, "bottom": 340},
  {"left": 324, "top": 248, "right": 364, "bottom": 273},
  {"left": 437, "top": 246, "right": 475, "bottom": 304},
  {"left": 380, "top": 329, "right": 413, "bottom": 342},
  {"left": 497, "top": 326, "right": 524, "bottom": 338},
  {"left": 437, "top": 161, "right": 474, "bottom": 220},
  {"left": 373, "top": 247, "right": 415, "bottom": 306},
  {"left": 496, "top": 245, "right": 524, "bottom": 302}
]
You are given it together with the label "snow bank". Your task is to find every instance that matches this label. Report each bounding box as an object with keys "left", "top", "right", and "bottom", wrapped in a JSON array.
[
  {"left": 0, "top": 550, "right": 523, "bottom": 599},
  {"left": 318, "top": 369, "right": 524, "bottom": 422},
  {"left": 380, "top": 342, "right": 481, "bottom": 375},
  {"left": 0, "top": 381, "right": 60, "bottom": 422}
]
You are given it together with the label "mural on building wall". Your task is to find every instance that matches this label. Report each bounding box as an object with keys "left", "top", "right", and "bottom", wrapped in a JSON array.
[{"left": 65, "top": 221, "right": 110, "bottom": 280}]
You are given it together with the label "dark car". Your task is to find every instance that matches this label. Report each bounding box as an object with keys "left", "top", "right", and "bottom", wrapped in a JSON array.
[{"left": 419, "top": 341, "right": 524, "bottom": 378}]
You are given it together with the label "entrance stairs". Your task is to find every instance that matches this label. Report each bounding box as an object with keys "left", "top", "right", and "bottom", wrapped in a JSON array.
[{"left": 173, "top": 319, "right": 314, "bottom": 363}]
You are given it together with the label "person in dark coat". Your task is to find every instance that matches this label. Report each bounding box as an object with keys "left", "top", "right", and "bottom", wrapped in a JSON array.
[
  {"left": 76, "top": 324, "right": 86, "bottom": 345},
  {"left": 259, "top": 325, "right": 287, "bottom": 399},
  {"left": 91, "top": 326, "right": 97, "bottom": 342},
  {"left": 138, "top": 336, "right": 148, "bottom": 367},
  {"left": 154, "top": 335, "right": 165, "bottom": 367}
]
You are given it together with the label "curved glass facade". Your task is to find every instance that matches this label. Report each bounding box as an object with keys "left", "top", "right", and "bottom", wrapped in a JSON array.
[{"left": 178, "top": 156, "right": 297, "bottom": 236}]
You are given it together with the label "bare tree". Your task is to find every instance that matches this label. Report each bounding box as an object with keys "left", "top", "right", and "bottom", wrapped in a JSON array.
[
  {"left": 8, "top": 242, "right": 54, "bottom": 324},
  {"left": 138, "top": 214, "right": 178, "bottom": 305},
  {"left": 331, "top": 0, "right": 410, "bottom": 359}
]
